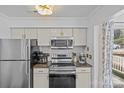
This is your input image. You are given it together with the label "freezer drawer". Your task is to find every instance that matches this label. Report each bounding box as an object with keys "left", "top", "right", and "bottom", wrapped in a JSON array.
[{"left": 0, "top": 61, "right": 29, "bottom": 88}]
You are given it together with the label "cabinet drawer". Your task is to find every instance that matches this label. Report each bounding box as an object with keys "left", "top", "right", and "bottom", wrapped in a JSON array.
[
  {"left": 76, "top": 67, "right": 91, "bottom": 73},
  {"left": 33, "top": 68, "right": 49, "bottom": 74},
  {"left": 33, "top": 73, "right": 49, "bottom": 77}
]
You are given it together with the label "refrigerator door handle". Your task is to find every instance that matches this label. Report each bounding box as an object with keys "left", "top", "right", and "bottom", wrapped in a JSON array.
[
  {"left": 26, "top": 45, "right": 29, "bottom": 75},
  {"left": 26, "top": 40, "right": 31, "bottom": 88}
]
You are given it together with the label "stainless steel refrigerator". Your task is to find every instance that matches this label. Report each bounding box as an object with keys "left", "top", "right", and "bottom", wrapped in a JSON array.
[{"left": 0, "top": 39, "right": 30, "bottom": 88}]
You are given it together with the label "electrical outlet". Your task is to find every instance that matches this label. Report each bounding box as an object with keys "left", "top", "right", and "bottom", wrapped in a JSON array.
[{"left": 89, "top": 55, "right": 92, "bottom": 59}]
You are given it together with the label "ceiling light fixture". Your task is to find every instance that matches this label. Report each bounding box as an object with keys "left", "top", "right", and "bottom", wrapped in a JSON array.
[{"left": 35, "top": 5, "right": 53, "bottom": 16}]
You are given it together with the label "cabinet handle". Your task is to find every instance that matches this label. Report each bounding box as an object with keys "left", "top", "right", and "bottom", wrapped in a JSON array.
[
  {"left": 81, "top": 70, "right": 86, "bottom": 71},
  {"left": 38, "top": 71, "right": 43, "bottom": 72}
]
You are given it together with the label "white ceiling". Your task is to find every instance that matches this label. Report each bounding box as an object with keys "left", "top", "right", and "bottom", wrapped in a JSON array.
[{"left": 0, "top": 5, "right": 98, "bottom": 17}]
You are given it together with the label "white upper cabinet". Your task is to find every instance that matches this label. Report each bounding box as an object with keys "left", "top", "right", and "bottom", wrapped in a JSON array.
[
  {"left": 25, "top": 28, "right": 37, "bottom": 39},
  {"left": 73, "top": 28, "right": 86, "bottom": 46},
  {"left": 11, "top": 28, "right": 87, "bottom": 46},
  {"left": 62, "top": 28, "right": 73, "bottom": 37},
  {"left": 51, "top": 28, "right": 72, "bottom": 37},
  {"left": 11, "top": 28, "right": 25, "bottom": 39},
  {"left": 11, "top": 28, "right": 38, "bottom": 39},
  {"left": 37, "top": 29, "right": 50, "bottom": 46},
  {"left": 51, "top": 29, "right": 62, "bottom": 37}
]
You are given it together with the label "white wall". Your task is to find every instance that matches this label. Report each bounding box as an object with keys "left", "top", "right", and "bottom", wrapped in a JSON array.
[{"left": 8, "top": 17, "right": 88, "bottom": 28}]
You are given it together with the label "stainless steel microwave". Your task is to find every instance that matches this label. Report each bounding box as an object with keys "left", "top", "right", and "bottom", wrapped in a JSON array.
[{"left": 51, "top": 37, "right": 73, "bottom": 49}]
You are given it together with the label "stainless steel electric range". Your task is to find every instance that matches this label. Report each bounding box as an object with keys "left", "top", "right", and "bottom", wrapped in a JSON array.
[{"left": 49, "top": 54, "right": 76, "bottom": 88}]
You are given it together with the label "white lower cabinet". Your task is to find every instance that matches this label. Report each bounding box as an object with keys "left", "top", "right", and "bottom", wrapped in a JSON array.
[
  {"left": 76, "top": 67, "right": 91, "bottom": 88},
  {"left": 33, "top": 68, "right": 49, "bottom": 88}
]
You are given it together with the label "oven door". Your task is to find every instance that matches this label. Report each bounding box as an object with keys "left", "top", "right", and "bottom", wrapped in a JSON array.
[{"left": 49, "top": 74, "right": 76, "bottom": 88}]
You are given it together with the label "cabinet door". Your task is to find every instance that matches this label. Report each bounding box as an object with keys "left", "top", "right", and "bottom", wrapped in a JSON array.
[
  {"left": 51, "top": 29, "right": 72, "bottom": 37},
  {"left": 51, "top": 29, "right": 62, "bottom": 37},
  {"left": 11, "top": 28, "right": 25, "bottom": 39},
  {"left": 73, "top": 28, "right": 86, "bottom": 46},
  {"left": 33, "top": 74, "right": 49, "bottom": 88},
  {"left": 62, "top": 28, "right": 73, "bottom": 37},
  {"left": 76, "top": 72, "right": 91, "bottom": 88},
  {"left": 25, "top": 28, "right": 37, "bottom": 39},
  {"left": 37, "top": 29, "right": 50, "bottom": 46}
]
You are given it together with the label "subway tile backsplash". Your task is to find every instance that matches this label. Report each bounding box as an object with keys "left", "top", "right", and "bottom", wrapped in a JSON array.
[{"left": 39, "top": 46, "right": 85, "bottom": 54}]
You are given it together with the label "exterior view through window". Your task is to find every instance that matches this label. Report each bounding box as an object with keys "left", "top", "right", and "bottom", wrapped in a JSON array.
[{"left": 113, "top": 29, "right": 124, "bottom": 88}]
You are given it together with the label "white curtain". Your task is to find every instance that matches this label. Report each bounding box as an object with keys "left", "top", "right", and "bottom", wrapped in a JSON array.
[{"left": 102, "top": 20, "right": 114, "bottom": 88}]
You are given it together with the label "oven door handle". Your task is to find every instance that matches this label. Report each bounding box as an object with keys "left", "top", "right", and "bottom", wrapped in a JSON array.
[{"left": 49, "top": 71, "right": 76, "bottom": 75}]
